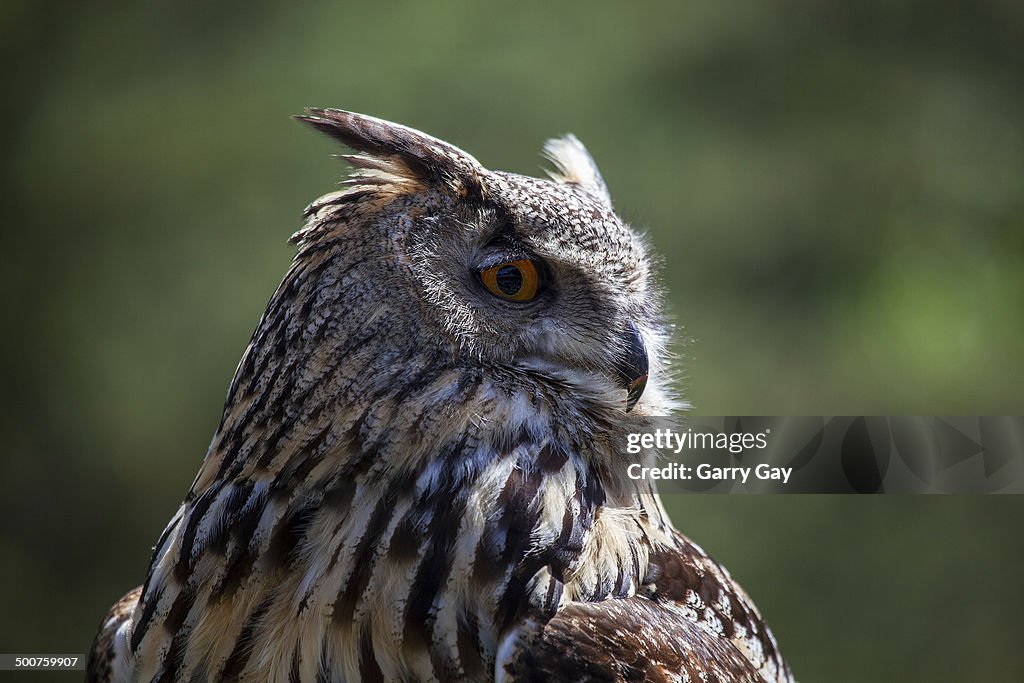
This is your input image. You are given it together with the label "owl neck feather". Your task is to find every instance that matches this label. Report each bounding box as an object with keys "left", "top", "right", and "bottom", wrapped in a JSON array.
[{"left": 133, "top": 340, "right": 671, "bottom": 680}]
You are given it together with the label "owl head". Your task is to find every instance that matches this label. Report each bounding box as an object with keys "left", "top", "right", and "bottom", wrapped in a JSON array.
[{"left": 291, "top": 110, "right": 679, "bottom": 424}]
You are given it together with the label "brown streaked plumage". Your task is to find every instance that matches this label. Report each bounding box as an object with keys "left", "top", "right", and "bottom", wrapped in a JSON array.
[{"left": 88, "top": 109, "right": 795, "bottom": 682}]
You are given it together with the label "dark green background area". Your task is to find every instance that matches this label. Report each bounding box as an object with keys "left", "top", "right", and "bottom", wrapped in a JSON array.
[{"left": 2, "top": 1, "right": 1022, "bottom": 680}]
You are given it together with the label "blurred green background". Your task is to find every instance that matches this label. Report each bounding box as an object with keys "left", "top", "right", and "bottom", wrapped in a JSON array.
[{"left": 3, "top": 1, "right": 1023, "bottom": 680}]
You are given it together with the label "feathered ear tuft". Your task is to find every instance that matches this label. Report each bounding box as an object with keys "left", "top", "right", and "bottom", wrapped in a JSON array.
[
  {"left": 295, "top": 109, "right": 487, "bottom": 201},
  {"left": 542, "top": 134, "right": 613, "bottom": 209}
]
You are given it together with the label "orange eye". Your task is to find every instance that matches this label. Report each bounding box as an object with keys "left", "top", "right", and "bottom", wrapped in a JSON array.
[{"left": 480, "top": 258, "right": 540, "bottom": 302}]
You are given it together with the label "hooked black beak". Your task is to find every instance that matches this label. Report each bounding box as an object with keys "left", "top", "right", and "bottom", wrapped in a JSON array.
[{"left": 614, "top": 322, "right": 648, "bottom": 412}]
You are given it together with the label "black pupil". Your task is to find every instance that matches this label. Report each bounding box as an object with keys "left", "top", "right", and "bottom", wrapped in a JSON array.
[{"left": 495, "top": 265, "right": 523, "bottom": 296}]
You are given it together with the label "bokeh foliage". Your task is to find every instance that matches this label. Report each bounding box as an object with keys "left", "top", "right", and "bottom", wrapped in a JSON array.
[{"left": 2, "top": 1, "right": 1023, "bottom": 680}]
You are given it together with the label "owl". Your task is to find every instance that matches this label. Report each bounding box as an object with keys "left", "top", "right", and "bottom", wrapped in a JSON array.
[{"left": 87, "top": 110, "right": 794, "bottom": 682}]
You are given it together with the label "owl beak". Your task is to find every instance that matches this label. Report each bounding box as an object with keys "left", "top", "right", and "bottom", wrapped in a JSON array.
[{"left": 615, "top": 323, "right": 648, "bottom": 412}]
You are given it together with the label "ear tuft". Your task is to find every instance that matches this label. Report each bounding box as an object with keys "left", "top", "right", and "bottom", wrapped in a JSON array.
[
  {"left": 295, "top": 109, "right": 487, "bottom": 200},
  {"left": 542, "top": 134, "right": 613, "bottom": 209}
]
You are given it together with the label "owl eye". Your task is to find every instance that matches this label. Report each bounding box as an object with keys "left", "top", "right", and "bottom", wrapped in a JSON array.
[{"left": 479, "top": 258, "right": 540, "bottom": 302}]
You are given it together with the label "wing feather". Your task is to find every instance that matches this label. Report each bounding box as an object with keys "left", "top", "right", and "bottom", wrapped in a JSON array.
[
  {"left": 85, "top": 586, "right": 141, "bottom": 683},
  {"left": 507, "top": 597, "right": 763, "bottom": 682},
  {"left": 502, "top": 530, "right": 794, "bottom": 683}
]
